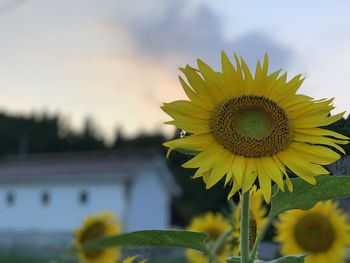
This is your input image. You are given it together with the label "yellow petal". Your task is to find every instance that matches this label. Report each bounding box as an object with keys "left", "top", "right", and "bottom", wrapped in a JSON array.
[
  {"left": 242, "top": 158, "right": 258, "bottom": 192},
  {"left": 224, "top": 170, "right": 233, "bottom": 186},
  {"left": 206, "top": 153, "right": 234, "bottom": 189},
  {"left": 293, "top": 112, "right": 345, "bottom": 128},
  {"left": 261, "top": 157, "right": 284, "bottom": 192},
  {"left": 178, "top": 76, "right": 200, "bottom": 103},
  {"left": 166, "top": 119, "right": 210, "bottom": 133},
  {"left": 276, "top": 151, "right": 317, "bottom": 185},
  {"left": 290, "top": 142, "right": 341, "bottom": 165},
  {"left": 197, "top": 59, "right": 228, "bottom": 101},
  {"left": 202, "top": 170, "right": 211, "bottom": 183},
  {"left": 123, "top": 256, "right": 139, "bottom": 263},
  {"left": 289, "top": 98, "right": 334, "bottom": 119},
  {"left": 233, "top": 53, "right": 244, "bottom": 80},
  {"left": 193, "top": 166, "right": 210, "bottom": 179},
  {"left": 162, "top": 100, "right": 212, "bottom": 120},
  {"left": 257, "top": 168, "right": 271, "bottom": 203},
  {"left": 228, "top": 180, "right": 241, "bottom": 199},
  {"left": 164, "top": 134, "right": 215, "bottom": 152},
  {"left": 261, "top": 54, "right": 269, "bottom": 76},
  {"left": 180, "top": 66, "right": 215, "bottom": 106},
  {"left": 221, "top": 52, "right": 238, "bottom": 81},
  {"left": 294, "top": 127, "right": 349, "bottom": 140},
  {"left": 240, "top": 57, "right": 253, "bottom": 81},
  {"left": 182, "top": 147, "right": 222, "bottom": 169},
  {"left": 231, "top": 155, "right": 246, "bottom": 186},
  {"left": 285, "top": 174, "right": 293, "bottom": 192}
]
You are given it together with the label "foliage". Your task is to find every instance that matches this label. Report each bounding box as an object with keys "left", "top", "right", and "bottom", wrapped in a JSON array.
[
  {"left": 0, "top": 112, "right": 105, "bottom": 155},
  {"left": 0, "top": 111, "right": 166, "bottom": 156},
  {"left": 270, "top": 176, "right": 350, "bottom": 216},
  {"left": 111, "top": 127, "right": 166, "bottom": 150},
  {"left": 0, "top": 254, "right": 46, "bottom": 263},
  {"left": 325, "top": 116, "right": 350, "bottom": 154},
  {"left": 82, "top": 230, "right": 208, "bottom": 253}
]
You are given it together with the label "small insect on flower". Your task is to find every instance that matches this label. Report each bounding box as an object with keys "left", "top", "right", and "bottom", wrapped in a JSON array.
[
  {"left": 162, "top": 52, "right": 348, "bottom": 202},
  {"left": 185, "top": 212, "right": 231, "bottom": 263},
  {"left": 275, "top": 201, "right": 350, "bottom": 263},
  {"left": 73, "top": 211, "right": 122, "bottom": 263}
]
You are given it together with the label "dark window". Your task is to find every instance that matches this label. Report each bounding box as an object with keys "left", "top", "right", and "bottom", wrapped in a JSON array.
[
  {"left": 79, "top": 190, "right": 89, "bottom": 205},
  {"left": 6, "top": 192, "right": 14, "bottom": 206},
  {"left": 41, "top": 191, "right": 50, "bottom": 206}
]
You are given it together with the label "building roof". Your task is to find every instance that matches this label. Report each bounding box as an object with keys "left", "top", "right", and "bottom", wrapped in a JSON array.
[{"left": 0, "top": 150, "right": 180, "bottom": 195}]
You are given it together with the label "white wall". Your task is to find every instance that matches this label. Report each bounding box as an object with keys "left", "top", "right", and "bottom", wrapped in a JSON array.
[
  {"left": 0, "top": 181, "right": 126, "bottom": 232},
  {"left": 126, "top": 169, "right": 170, "bottom": 231}
]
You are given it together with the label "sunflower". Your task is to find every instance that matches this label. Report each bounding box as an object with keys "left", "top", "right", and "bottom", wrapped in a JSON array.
[
  {"left": 122, "top": 255, "right": 147, "bottom": 263},
  {"left": 275, "top": 201, "right": 350, "bottom": 263},
  {"left": 233, "top": 186, "right": 267, "bottom": 255},
  {"left": 162, "top": 52, "right": 348, "bottom": 202},
  {"left": 73, "top": 211, "right": 122, "bottom": 263},
  {"left": 185, "top": 212, "right": 231, "bottom": 263}
]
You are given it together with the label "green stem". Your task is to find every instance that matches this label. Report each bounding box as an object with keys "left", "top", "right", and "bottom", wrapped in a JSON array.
[
  {"left": 248, "top": 214, "right": 273, "bottom": 263},
  {"left": 240, "top": 190, "right": 250, "bottom": 263},
  {"left": 207, "top": 227, "right": 233, "bottom": 263}
]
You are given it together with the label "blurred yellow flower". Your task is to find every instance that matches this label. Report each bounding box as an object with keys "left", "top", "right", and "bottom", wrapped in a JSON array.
[
  {"left": 162, "top": 52, "right": 347, "bottom": 202},
  {"left": 275, "top": 201, "right": 350, "bottom": 263},
  {"left": 185, "top": 212, "right": 231, "bottom": 263},
  {"left": 73, "top": 211, "right": 122, "bottom": 263},
  {"left": 122, "top": 255, "right": 147, "bottom": 263},
  {"left": 233, "top": 186, "right": 267, "bottom": 255}
]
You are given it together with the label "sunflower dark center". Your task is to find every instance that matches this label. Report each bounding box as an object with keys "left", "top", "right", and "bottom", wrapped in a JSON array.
[
  {"left": 205, "top": 227, "right": 223, "bottom": 241},
  {"left": 80, "top": 222, "right": 106, "bottom": 259},
  {"left": 294, "top": 213, "right": 335, "bottom": 253},
  {"left": 210, "top": 95, "right": 293, "bottom": 157}
]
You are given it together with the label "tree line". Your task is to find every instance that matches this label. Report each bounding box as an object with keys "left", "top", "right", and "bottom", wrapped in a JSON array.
[{"left": 0, "top": 112, "right": 166, "bottom": 156}]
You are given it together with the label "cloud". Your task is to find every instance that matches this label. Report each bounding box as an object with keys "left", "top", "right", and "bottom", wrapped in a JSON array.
[{"left": 110, "top": 1, "right": 293, "bottom": 70}]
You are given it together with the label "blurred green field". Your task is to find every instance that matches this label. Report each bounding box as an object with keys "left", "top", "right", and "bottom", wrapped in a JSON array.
[{"left": 0, "top": 256, "right": 46, "bottom": 263}]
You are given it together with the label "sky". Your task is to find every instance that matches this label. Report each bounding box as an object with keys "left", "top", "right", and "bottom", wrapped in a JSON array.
[{"left": 0, "top": 0, "right": 349, "bottom": 141}]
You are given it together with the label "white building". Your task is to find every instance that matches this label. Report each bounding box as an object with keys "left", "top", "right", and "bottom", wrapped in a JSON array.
[{"left": 0, "top": 150, "right": 180, "bottom": 233}]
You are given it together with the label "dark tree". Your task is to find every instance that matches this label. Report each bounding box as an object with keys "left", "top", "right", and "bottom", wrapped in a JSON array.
[
  {"left": 112, "top": 128, "right": 166, "bottom": 150},
  {"left": 326, "top": 115, "right": 350, "bottom": 154},
  {"left": 0, "top": 112, "right": 106, "bottom": 155}
]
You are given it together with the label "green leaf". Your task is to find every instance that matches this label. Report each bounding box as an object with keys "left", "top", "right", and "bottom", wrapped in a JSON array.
[
  {"left": 82, "top": 230, "right": 208, "bottom": 253},
  {"left": 227, "top": 255, "right": 305, "bottom": 263},
  {"left": 271, "top": 175, "right": 350, "bottom": 217}
]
